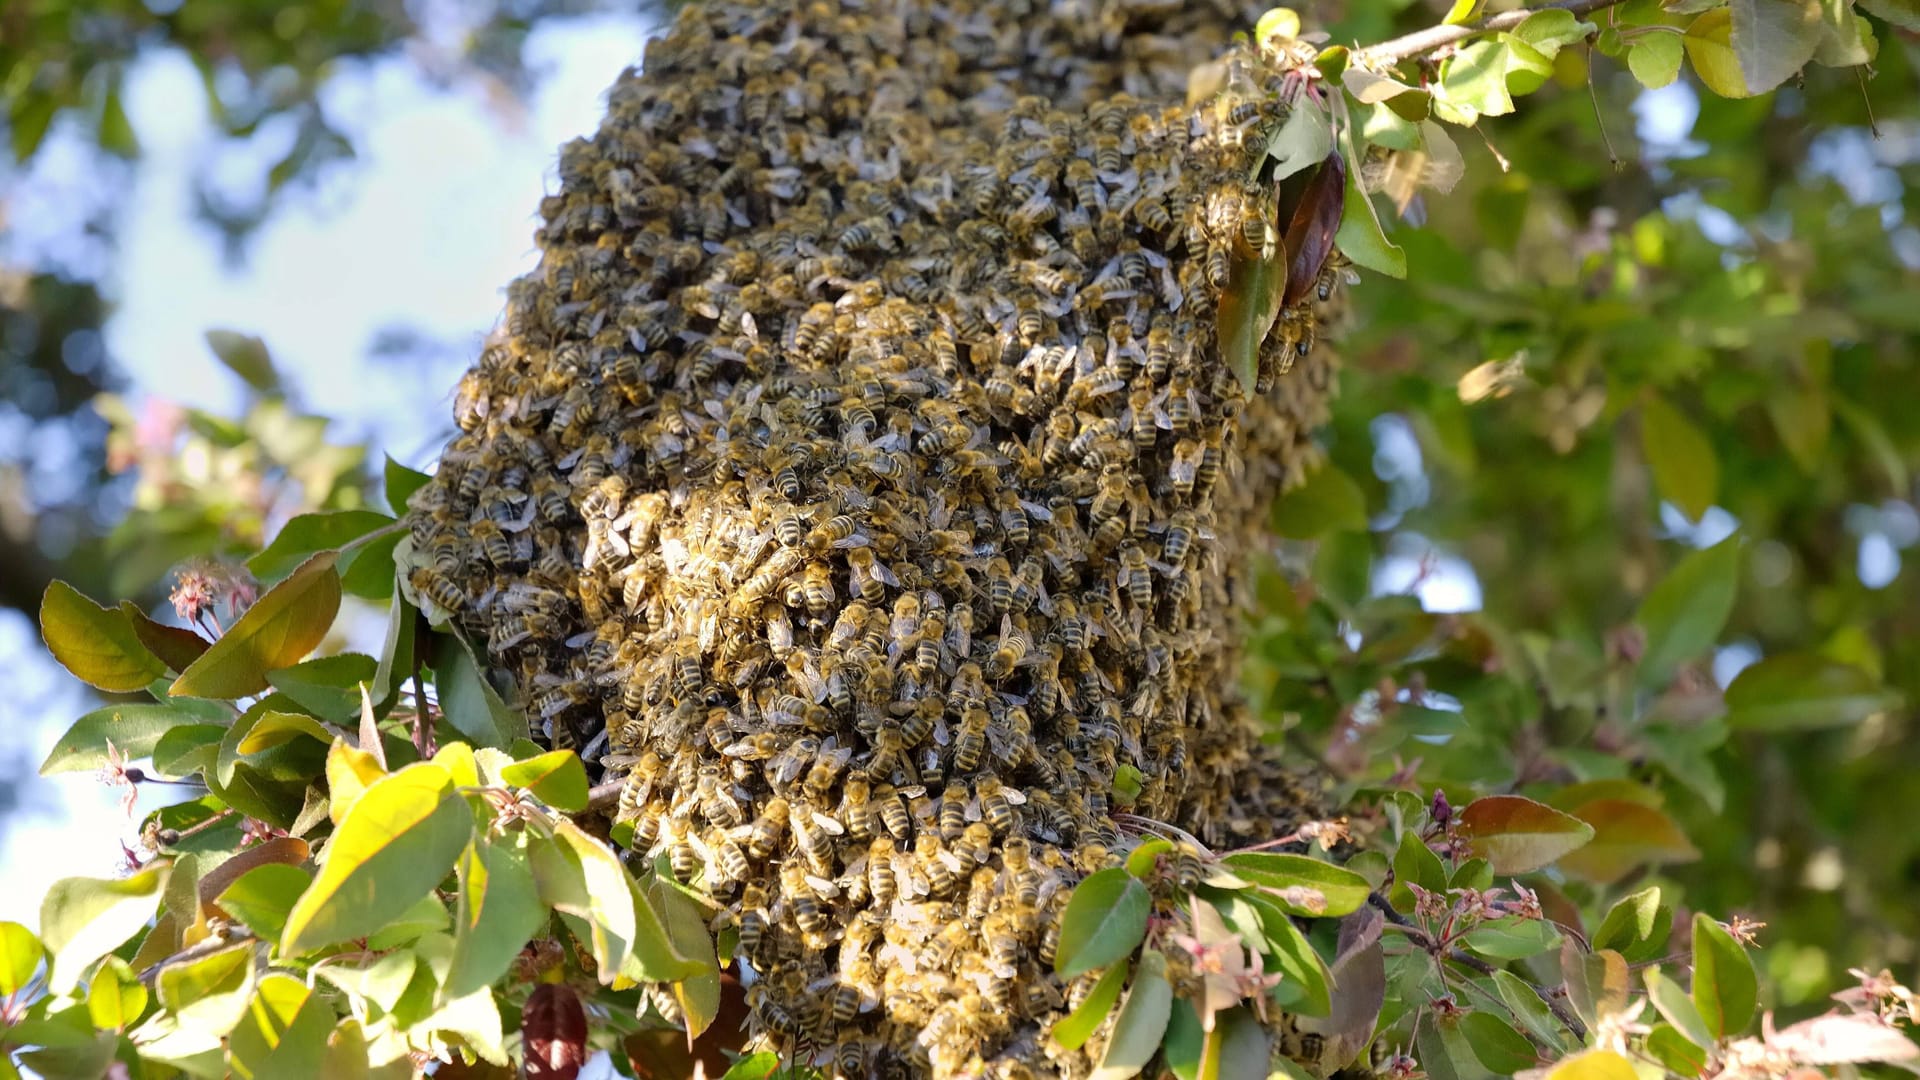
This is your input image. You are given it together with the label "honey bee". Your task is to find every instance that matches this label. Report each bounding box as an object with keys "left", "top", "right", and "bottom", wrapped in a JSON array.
[
  {"left": 1162, "top": 509, "right": 1197, "bottom": 566},
  {"left": 409, "top": 567, "right": 467, "bottom": 615},
  {"left": 801, "top": 561, "right": 836, "bottom": 623},
  {"left": 1168, "top": 436, "right": 1202, "bottom": 499},
  {"left": 977, "top": 776, "right": 1020, "bottom": 833},
  {"left": 866, "top": 837, "right": 899, "bottom": 904},
  {"left": 987, "top": 619, "right": 1032, "bottom": 679},
  {"left": 874, "top": 783, "right": 912, "bottom": 841}
]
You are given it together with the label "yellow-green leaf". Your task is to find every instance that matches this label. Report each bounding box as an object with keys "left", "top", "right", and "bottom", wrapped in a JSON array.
[
  {"left": 156, "top": 940, "right": 255, "bottom": 1033},
  {"left": 531, "top": 820, "right": 641, "bottom": 980},
  {"left": 229, "top": 973, "right": 334, "bottom": 1079},
  {"left": 1457, "top": 795, "right": 1594, "bottom": 873},
  {"left": 41, "top": 865, "right": 169, "bottom": 994},
  {"left": 86, "top": 957, "right": 146, "bottom": 1031},
  {"left": 1646, "top": 965, "right": 1715, "bottom": 1048},
  {"left": 280, "top": 762, "right": 470, "bottom": 955},
  {"left": 327, "top": 737, "right": 387, "bottom": 826},
  {"left": 1221, "top": 852, "right": 1370, "bottom": 917},
  {"left": 1629, "top": 28, "right": 1686, "bottom": 87},
  {"left": 172, "top": 553, "right": 342, "bottom": 699},
  {"left": 1636, "top": 534, "right": 1741, "bottom": 686},
  {"left": 247, "top": 511, "right": 394, "bottom": 585},
  {"left": 1685, "top": 9, "right": 1753, "bottom": 96},
  {"left": 1217, "top": 220, "right": 1287, "bottom": 396},
  {"left": 500, "top": 750, "right": 590, "bottom": 812},
  {"left": 0, "top": 922, "right": 43, "bottom": 996},
  {"left": 1443, "top": 0, "right": 1481, "bottom": 24},
  {"left": 40, "top": 581, "right": 165, "bottom": 693},
  {"left": 1561, "top": 944, "right": 1631, "bottom": 1031},
  {"left": 1591, "top": 887, "right": 1672, "bottom": 963},
  {"left": 215, "top": 864, "right": 312, "bottom": 943},
  {"left": 1542, "top": 1049, "right": 1638, "bottom": 1080}
]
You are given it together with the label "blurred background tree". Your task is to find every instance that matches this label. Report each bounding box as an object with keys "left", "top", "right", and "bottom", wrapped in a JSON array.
[{"left": 3, "top": 0, "right": 1918, "bottom": 1042}]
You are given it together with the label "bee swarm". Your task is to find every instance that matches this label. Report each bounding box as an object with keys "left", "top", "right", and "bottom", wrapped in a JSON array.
[{"left": 406, "top": 0, "right": 1346, "bottom": 1075}]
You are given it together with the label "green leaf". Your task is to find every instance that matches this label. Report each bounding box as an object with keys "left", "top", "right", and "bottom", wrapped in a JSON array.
[
  {"left": 1592, "top": 887, "right": 1672, "bottom": 963},
  {"left": 433, "top": 632, "right": 527, "bottom": 748},
  {"left": 16, "top": 1031, "right": 121, "bottom": 1080},
  {"left": 229, "top": 973, "right": 333, "bottom": 1080},
  {"left": 1723, "top": 653, "right": 1900, "bottom": 730},
  {"left": 9, "top": 88, "right": 58, "bottom": 164},
  {"left": 1561, "top": 944, "right": 1631, "bottom": 1031},
  {"left": 1217, "top": 212, "right": 1288, "bottom": 396},
  {"left": 1212, "top": 1006, "right": 1272, "bottom": 1080},
  {"left": 445, "top": 835, "right": 544, "bottom": 1000},
  {"left": 1459, "top": 1011, "right": 1537, "bottom": 1074},
  {"left": 1493, "top": 970, "right": 1569, "bottom": 1053},
  {"left": 1443, "top": 0, "right": 1482, "bottom": 23},
  {"left": 383, "top": 456, "right": 433, "bottom": 515},
  {"left": 41, "top": 865, "right": 168, "bottom": 994},
  {"left": 280, "top": 762, "right": 471, "bottom": 955},
  {"left": 1556, "top": 799, "right": 1700, "bottom": 884},
  {"left": 1646, "top": 965, "right": 1715, "bottom": 1048},
  {"left": 1162, "top": 998, "right": 1203, "bottom": 1080},
  {"left": 1261, "top": 96, "right": 1332, "bottom": 185},
  {"left": 1857, "top": 0, "right": 1920, "bottom": 28},
  {"left": 39, "top": 581, "right": 166, "bottom": 693},
  {"left": 40, "top": 702, "right": 199, "bottom": 776},
  {"left": 214, "top": 865, "right": 312, "bottom": 943},
  {"left": 1219, "top": 853, "right": 1370, "bottom": 917},
  {"left": 172, "top": 553, "right": 343, "bottom": 699},
  {"left": 622, "top": 853, "right": 710, "bottom": 983},
  {"left": 1636, "top": 534, "right": 1741, "bottom": 686},
  {"left": 1685, "top": 9, "right": 1754, "bottom": 96},
  {"left": 646, "top": 874, "right": 723, "bottom": 1038},
  {"left": 1730, "top": 0, "right": 1823, "bottom": 92},
  {"left": 1052, "top": 961, "right": 1129, "bottom": 1051},
  {"left": 1092, "top": 951, "right": 1173, "bottom": 1080},
  {"left": 1542, "top": 1050, "right": 1638, "bottom": 1080},
  {"left": 1641, "top": 395, "right": 1718, "bottom": 520},
  {"left": 373, "top": 591, "right": 419, "bottom": 707},
  {"left": 364, "top": 892, "right": 452, "bottom": 951},
  {"left": 1810, "top": 0, "right": 1875, "bottom": 62},
  {"left": 1125, "top": 838, "right": 1174, "bottom": 878},
  {"left": 266, "top": 653, "right": 379, "bottom": 723},
  {"left": 1501, "top": 35, "right": 1555, "bottom": 95},
  {"left": 1512, "top": 9, "right": 1599, "bottom": 56},
  {"left": 0, "top": 921, "right": 43, "bottom": 995},
  {"left": 500, "top": 750, "right": 591, "bottom": 812},
  {"left": 721, "top": 1052, "right": 783, "bottom": 1080},
  {"left": 1645, "top": 1023, "right": 1710, "bottom": 1075},
  {"left": 339, "top": 530, "right": 403, "bottom": 601},
  {"left": 248, "top": 512, "right": 394, "bottom": 585},
  {"left": 236, "top": 710, "right": 337, "bottom": 756},
  {"left": 1271, "top": 464, "right": 1368, "bottom": 538},
  {"left": 1437, "top": 40, "right": 1515, "bottom": 118},
  {"left": 1691, "top": 913, "right": 1756, "bottom": 1040},
  {"left": 203, "top": 330, "right": 278, "bottom": 394},
  {"left": 118, "top": 602, "right": 209, "bottom": 673},
  {"left": 1459, "top": 916, "right": 1561, "bottom": 960},
  {"left": 1333, "top": 156, "right": 1406, "bottom": 278},
  {"left": 1457, "top": 795, "right": 1594, "bottom": 873},
  {"left": 1249, "top": 898, "right": 1333, "bottom": 1017},
  {"left": 1055, "top": 868, "right": 1152, "bottom": 979},
  {"left": 313, "top": 952, "right": 418, "bottom": 1018},
  {"left": 1392, "top": 829, "right": 1447, "bottom": 905},
  {"left": 157, "top": 940, "right": 256, "bottom": 1035},
  {"left": 86, "top": 957, "right": 146, "bottom": 1031},
  {"left": 1766, "top": 383, "right": 1832, "bottom": 473}
]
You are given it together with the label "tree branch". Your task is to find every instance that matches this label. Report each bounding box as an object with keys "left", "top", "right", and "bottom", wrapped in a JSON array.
[
  {"left": 1353, "top": 0, "right": 1630, "bottom": 67},
  {"left": 1368, "top": 893, "right": 1589, "bottom": 1040}
]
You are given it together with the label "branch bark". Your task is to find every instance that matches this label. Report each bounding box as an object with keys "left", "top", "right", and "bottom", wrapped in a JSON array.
[{"left": 1354, "top": 0, "right": 1632, "bottom": 67}]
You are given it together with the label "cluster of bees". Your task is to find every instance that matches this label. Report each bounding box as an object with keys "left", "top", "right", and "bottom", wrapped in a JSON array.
[{"left": 406, "top": 0, "right": 1347, "bottom": 1075}]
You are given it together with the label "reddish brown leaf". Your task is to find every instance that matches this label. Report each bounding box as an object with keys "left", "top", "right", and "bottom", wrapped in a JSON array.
[
  {"left": 1557, "top": 798, "right": 1700, "bottom": 885},
  {"left": 524, "top": 983, "right": 588, "bottom": 1080},
  {"left": 1280, "top": 151, "right": 1346, "bottom": 307}
]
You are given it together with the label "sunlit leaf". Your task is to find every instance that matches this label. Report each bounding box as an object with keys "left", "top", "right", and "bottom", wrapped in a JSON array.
[
  {"left": 1635, "top": 534, "right": 1740, "bottom": 686},
  {"left": 1561, "top": 943, "right": 1631, "bottom": 1031},
  {"left": 500, "top": 750, "right": 591, "bottom": 812},
  {"left": 156, "top": 940, "right": 255, "bottom": 1035},
  {"left": 1541, "top": 1049, "right": 1638, "bottom": 1080},
  {"left": 0, "top": 922, "right": 43, "bottom": 997},
  {"left": 213, "top": 864, "right": 312, "bottom": 943},
  {"left": 1511, "top": 8, "right": 1599, "bottom": 56},
  {"left": 1692, "top": 913, "right": 1756, "bottom": 1039},
  {"left": 1856, "top": 0, "right": 1920, "bottom": 28},
  {"left": 280, "top": 762, "right": 470, "bottom": 954},
  {"left": 1685, "top": 9, "right": 1753, "bottom": 96},
  {"left": 1723, "top": 653, "right": 1900, "bottom": 731},
  {"left": 172, "top": 553, "right": 343, "bottom": 699},
  {"left": 39, "top": 580, "right": 166, "bottom": 693},
  {"left": 1641, "top": 395, "right": 1718, "bottom": 520},
  {"left": 1457, "top": 795, "right": 1594, "bottom": 873},
  {"left": 719, "top": 1052, "right": 782, "bottom": 1080},
  {"left": 1055, "top": 868, "right": 1152, "bottom": 979},
  {"left": 266, "top": 653, "right": 378, "bottom": 723},
  {"left": 1219, "top": 852, "right": 1370, "bottom": 916},
  {"left": 1645, "top": 1023, "right": 1710, "bottom": 1074},
  {"left": 1052, "top": 961, "right": 1129, "bottom": 1051},
  {"left": 1437, "top": 40, "right": 1515, "bottom": 118},
  {"left": 1262, "top": 96, "right": 1333, "bottom": 183},
  {"left": 1333, "top": 151, "right": 1406, "bottom": 278},
  {"left": 646, "top": 874, "right": 723, "bottom": 1040},
  {"left": 1626, "top": 28, "right": 1684, "bottom": 87},
  {"left": 41, "top": 865, "right": 168, "bottom": 994},
  {"left": 229, "top": 973, "right": 333, "bottom": 1080},
  {"left": 84, "top": 956, "right": 144, "bottom": 1032}
]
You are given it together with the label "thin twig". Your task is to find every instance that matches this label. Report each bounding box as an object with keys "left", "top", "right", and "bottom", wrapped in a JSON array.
[
  {"left": 586, "top": 779, "right": 624, "bottom": 814},
  {"left": 1368, "top": 893, "right": 1589, "bottom": 1040},
  {"left": 1354, "top": 0, "right": 1632, "bottom": 67}
]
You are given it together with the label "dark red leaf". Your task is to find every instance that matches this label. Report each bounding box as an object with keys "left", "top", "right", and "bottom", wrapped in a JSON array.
[
  {"left": 1280, "top": 151, "right": 1346, "bottom": 307},
  {"left": 524, "top": 983, "right": 588, "bottom": 1080}
]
